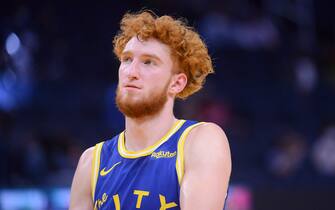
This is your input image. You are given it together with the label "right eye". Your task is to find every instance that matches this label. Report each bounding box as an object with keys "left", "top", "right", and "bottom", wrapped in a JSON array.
[{"left": 121, "top": 56, "right": 132, "bottom": 63}]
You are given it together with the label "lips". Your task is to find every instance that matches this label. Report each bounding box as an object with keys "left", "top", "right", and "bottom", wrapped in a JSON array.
[{"left": 124, "top": 84, "right": 141, "bottom": 89}]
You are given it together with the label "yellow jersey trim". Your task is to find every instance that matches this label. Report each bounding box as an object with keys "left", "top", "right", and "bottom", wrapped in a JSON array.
[
  {"left": 176, "top": 122, "right": 205, "bottom": 184},
  {"left": 91, "top": 142, "right": 104, "bottom": 202},
  {"left": 118, "top": 120, "right": 186, "bottom": 159}
]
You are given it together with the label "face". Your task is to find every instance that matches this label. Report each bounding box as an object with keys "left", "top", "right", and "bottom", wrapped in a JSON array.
[{"left": 116, "top": 36, "right": 175, "bottom": 119}]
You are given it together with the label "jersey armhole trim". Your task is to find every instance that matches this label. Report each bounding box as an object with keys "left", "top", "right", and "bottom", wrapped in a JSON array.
[
  {"left": 176, "top": 122, "right": 205, "bottom": 185},
  {"left": 91, "top": 142, "right": 104, "bottom": 202}
]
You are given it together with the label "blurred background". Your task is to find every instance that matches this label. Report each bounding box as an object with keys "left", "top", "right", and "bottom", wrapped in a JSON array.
[{"left": 1, "top": 0, "right": 335, "bottom": 209}]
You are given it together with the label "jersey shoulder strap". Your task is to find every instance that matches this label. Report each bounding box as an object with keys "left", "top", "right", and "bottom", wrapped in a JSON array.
[
  {"left": 91, "top": 141, "right": 104, "bottom": 201},
  {"left": 176, "top": 121, "right": 206, "bottom": 184}
]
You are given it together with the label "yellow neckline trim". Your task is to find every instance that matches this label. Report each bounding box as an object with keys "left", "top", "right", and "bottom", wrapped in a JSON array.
[{"left": 118, "top": 120, "right": 186, "bottom": 158}]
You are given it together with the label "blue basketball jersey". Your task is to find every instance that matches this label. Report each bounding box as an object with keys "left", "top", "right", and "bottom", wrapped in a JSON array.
[{"left": 91, "top": 119, "right": 204, "bottom": 210}]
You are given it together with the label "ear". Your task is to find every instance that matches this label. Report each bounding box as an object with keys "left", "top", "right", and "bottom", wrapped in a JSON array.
[{"left": 168, "top": 73, "right": 187, "bottom": 96}]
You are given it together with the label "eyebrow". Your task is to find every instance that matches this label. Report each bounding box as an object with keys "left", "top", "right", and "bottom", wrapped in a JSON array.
[
  {"left": 121, "top": 51, "right": 163, "bottom": 64},
  {"left": 141, "top": 54, "right": 163, "bottom": 63}
]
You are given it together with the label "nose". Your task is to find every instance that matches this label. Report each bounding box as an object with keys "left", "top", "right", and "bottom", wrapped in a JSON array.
[{"left": 126, "top": 59, "right": 140, "bottom": 80}]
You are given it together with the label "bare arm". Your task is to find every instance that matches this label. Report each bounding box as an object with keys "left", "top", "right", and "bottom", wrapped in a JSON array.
[
  {"left": 69, "top": 147, "right": 94, "bottom": 210},
  {"left": 180, "top": 123, "right": 232, "bottom": 210}
]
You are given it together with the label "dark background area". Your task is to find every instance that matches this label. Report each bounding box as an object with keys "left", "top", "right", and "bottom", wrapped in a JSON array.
[{"left": 1, "top": 0, "right": 335, "bottom": 209}]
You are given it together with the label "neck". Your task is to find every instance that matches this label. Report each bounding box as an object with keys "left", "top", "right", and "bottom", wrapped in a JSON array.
[{"left": 124, "top": 100, "right": 177, "bottom": 151}]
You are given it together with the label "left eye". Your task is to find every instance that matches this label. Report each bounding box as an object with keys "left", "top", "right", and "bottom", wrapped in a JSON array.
[{"left": 144, "top": 60, "right": 153, "bottom": 65}]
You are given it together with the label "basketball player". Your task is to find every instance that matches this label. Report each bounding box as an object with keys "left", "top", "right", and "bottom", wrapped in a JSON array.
[{"left": 70, "top": 11, "right": 231, "bottom": 210}]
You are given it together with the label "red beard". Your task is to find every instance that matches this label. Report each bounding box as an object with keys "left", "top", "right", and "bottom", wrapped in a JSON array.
[{"left": 115, "top": 83, "right": 169, "bottom": 119}]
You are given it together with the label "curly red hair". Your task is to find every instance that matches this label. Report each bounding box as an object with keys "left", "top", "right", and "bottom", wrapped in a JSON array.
[{"left": 113, "top": 11, "right": 214, "bottom": 99}]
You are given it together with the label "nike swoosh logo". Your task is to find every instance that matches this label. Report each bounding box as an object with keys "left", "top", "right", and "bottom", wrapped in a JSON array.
[{"left": 100, "top": 161, "right": 121, "bottom": 176}]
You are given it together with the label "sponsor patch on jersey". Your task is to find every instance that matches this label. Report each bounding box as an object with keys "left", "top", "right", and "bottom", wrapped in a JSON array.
[{"left": 151, "top": 151, "right": 176, "bottom": 159}]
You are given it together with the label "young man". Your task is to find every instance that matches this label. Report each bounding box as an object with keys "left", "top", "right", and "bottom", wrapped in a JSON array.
[{"left": 70, "top": 11, "right": 231, "bottom": 210}]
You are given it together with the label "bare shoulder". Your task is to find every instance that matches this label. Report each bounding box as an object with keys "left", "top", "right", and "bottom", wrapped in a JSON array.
[
  {"left": 180, "top": 122, "right": 231, "bottom": 209},
  {"left": 78, "top": 146, "right": 95, "bottom": 169},
  {"left": 190, "top": 122, "right": 227, "bottom": 139},
  {"left": 69, "top": 146, "right": 95, "bottom": 210},
  {"left": 72, "top": 146, "right": 95, "bottom": 186},
  {"left": 183, "top": 122, "right": 232, "bottom": 175},
  {"left": 185, "top": 122, "right": 230, "bottom": 156}
]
